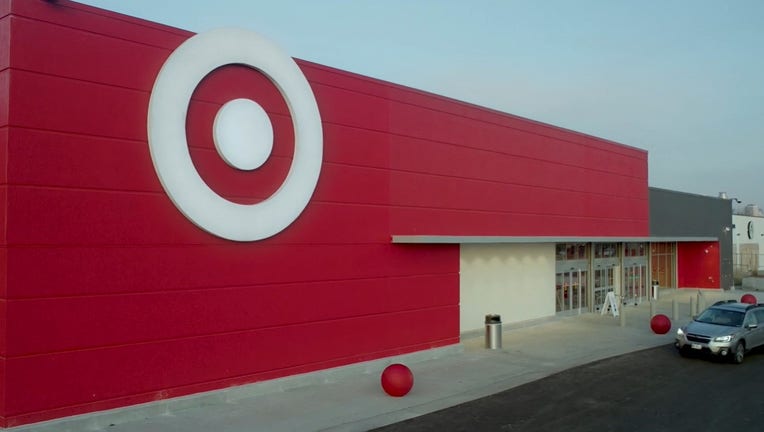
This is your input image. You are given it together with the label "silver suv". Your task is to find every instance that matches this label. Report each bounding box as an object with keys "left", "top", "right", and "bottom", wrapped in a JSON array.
[{"left": 675, "top": 300, "right": 764, "bottom": 364}]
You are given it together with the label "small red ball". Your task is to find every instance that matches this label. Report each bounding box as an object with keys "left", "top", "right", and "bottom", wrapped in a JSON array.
[
  {"left": 380, "top": 363, "right": 414, "bottom": 397},
  {"left": 650, "top": 314, "right": 671, "bottom": 334},
  {"left": 741, "top": 294, "right": 757, "bottom": 304}
]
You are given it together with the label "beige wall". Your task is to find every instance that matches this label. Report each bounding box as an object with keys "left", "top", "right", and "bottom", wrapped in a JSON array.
[{"left": 459, "top": 243, "right": 555, "bottom": 333}]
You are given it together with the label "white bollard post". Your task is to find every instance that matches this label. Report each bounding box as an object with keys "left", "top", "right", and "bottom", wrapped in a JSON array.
[
  {"left": 672, "top": 299, "right": 679, "bottom": 322},
  {"left": 690, "top": 296, "right": 697, "bottom": 317},
  {"left": 697, "top": 290, "right": 706, "bottom": 312},
  {"left": 620, "top": 298, "right": 626, "bottom": 327}
]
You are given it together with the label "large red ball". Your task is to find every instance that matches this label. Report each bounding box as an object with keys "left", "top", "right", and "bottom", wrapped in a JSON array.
[
  {"left": 380, "top": 363, "right": 414, "bottom": 397},
  {"left": 741, "top": 294, "right": 757, "bottom": 304},
  {"left": 650, "top": 314, "right": 671, "bottom": 334}
]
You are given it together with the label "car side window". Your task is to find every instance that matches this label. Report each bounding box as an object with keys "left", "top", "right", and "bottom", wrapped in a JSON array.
[
  {"left": 743, "top": 311, "right": 758, "bottom": 327},
  {"left": 754, "top": 309, "right": 764, "bottom": 324}
]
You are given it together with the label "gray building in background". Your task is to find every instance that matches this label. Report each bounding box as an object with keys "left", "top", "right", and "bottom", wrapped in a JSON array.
[{"left": 649, "top": 187, "right": 733, "bottom": 289}]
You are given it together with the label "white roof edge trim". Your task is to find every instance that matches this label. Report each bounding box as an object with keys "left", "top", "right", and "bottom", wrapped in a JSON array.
[{"left": 391, "top": 235, "right": 719, "bottom": 244}]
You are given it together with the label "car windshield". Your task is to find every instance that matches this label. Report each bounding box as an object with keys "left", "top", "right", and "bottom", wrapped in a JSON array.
[{"left": 695, "top": 308, "right": 744, "bottom": 327}]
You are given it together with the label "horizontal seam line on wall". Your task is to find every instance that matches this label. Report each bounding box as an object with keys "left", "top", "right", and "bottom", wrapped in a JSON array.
[
  {"left": 1, "top": 180, "right": 649, "bottom": 214},
  {"left": 10, "top": 11, "right": 188, "bottom": 52},
  {"left": 4, "top": 304, "right": 459, "bottom": 359},
  {"left": 3, "top": 171, "right": 648, "bottom": 204},
  {"left": 10, "top": 39, "right": 645, "bottom": 160},
  {"left": 7, "top": 121, "right": 646, "bottom": 187},
  {"left": 8, "top": 70, "right": 646, "bottom": 176},
  {"left": 4, "top": 272, "right": 460, "bottom": 300},
  {"left": 305, "top": 72, "right": 646, "bottom": 159}
]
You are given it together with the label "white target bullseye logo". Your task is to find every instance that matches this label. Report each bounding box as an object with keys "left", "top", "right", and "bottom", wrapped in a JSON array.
[{"left": 147, "top": 28, "right": 322, "bottom": 241}]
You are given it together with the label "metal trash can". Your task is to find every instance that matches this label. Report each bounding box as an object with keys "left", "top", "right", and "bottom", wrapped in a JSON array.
[
  {"left": 485, "top": 314, "right": 502, "bottom": 349},
  {"left": 652, "top": 280, "right": 660, "bottom": 300}
]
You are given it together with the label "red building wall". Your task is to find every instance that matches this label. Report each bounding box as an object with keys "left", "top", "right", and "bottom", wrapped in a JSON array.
[
  {"left": 0, "top": 0, "right": 648, "bottom": 426},
  {"left": 677, "top": 242, "right": 720, "bottom": 289}
]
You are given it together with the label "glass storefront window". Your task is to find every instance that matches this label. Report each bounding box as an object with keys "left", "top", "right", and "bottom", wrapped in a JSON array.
[
  {"left": 594, "top": 243, "right": 618, "bottom": 258},
  {"left": 625, "top": 243, "right": 646, "bottom": 257},
  {"left": 556, "top": 243, "right": 587, "bottom": 261},
  {"left": 651, "top": 242, "right": 676, "bottom": 288},
  {"left": 556, "top": 269, "right": 588, "bottom": 313}
]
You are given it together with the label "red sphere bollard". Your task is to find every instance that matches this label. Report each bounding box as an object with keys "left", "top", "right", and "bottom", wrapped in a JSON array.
[
  {"left": 650, "top": 314, "right": 671, "bottom": 334},
  {"left": 380, "top": 363, "right": 414, "bottom": 397},
  {"left": 741, "top": 294, "right": 757, "bottom": 304}
]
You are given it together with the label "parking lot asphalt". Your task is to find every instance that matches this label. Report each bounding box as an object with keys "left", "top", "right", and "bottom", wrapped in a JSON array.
[{"left": 373, "top": 342, "right": 764, "bottom": 432}]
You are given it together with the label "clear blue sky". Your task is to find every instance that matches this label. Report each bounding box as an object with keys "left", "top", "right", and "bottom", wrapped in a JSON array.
[{"left": 78, "top": 0, "right": 764, "bottom": 209}]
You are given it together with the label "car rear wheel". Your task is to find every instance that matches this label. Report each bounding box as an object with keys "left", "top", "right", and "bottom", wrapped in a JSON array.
[{"left": 733, "top": 342, "right": 745, "bottom": 364}]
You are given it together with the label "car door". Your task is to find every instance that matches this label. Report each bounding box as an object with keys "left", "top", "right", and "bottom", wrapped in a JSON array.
[{"left": 752, "top": 309, "right": 764, "bottom": 349}]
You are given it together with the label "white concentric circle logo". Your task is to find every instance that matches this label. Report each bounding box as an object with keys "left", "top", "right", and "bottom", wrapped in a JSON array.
[{"left": 147, "top": 28, "right": 322, "bottom": 241}]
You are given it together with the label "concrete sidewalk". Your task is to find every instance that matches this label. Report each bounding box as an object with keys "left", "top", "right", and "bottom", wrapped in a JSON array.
[{"left": 14, "top": 289, "right": 760, "bottom": 432}]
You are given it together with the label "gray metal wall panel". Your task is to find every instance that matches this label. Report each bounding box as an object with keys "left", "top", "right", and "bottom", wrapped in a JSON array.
[{"left": 649, "top": 187, "right": 733, "bottom": 289}]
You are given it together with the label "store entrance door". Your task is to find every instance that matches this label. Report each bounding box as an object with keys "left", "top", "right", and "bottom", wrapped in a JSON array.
[
  {"left": 593, "top": 267, "right": 615, "bottom": 311},
  {"left": 624, "top": 264, "right": 648, "bottom": 305},
  {"left": 593, "top": 243, "right": 620, "bottom": 312},
  {"left": 624, "top": 243, "right": 649, "bottom": 305},
  {"left": 555, "top": 269, "right": 588, "bottom": 313}
]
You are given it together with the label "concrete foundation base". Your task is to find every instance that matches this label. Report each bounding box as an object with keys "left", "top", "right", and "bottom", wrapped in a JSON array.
[{"left": 742, "top": 277, "right": 764, "bottom": 290}]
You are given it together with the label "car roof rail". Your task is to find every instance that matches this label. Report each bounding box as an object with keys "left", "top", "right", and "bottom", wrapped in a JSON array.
[{"left": 713, "top": 299, "right": 737, "bottom": 306}]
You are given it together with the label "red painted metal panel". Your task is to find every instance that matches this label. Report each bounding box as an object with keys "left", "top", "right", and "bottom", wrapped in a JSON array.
[
  {"left": 7, "top": 128, "right": 390, "bottom": 212},
  {"left": 0, "top": 186, "right": 6, "bottom": 245},
  {"left": 4, "top": 187, "right": 393, "bottom": 245},
  {"left": 0, "top": 127, "right": 6, "bottom": 186},
  {"left": 6, "top": 244, "right": 458, "bottom": 298},
  {"left": 7, "top": 273, "right": 458, "bottom": 356},
  {"left": 5, "top": 306, "right": 459, "bottom": 419},
  {"left": 390, "top": 207, "right": 647, "bottom": 237},
  {"left": 322, "top": 123, "right": 390, "bottom": 168},
  {"left": 302, "top": 62, "right": 648, "bottom": 160},
  {"left": 0, "top": 298, "right": 6, "bottom": 356},
  {"left": 0, "top": 16, "right": 9, "bottom": 72},
  {"left": 8, "top": 128, "right": 161, "bottom": 192},
  {"left": 9, "top": 0, "right": 189, "bottom": 49},
  {"left": 387, "top": 100, "right": 646, "bottom": 176},
  {"left": 300, "top": 62, "right": 394, "bottom": 104},
  {"left": 389, "top": 171, "right": 646, "bottom": 219},
  {"left": 311, "top": 83, "right": 391, "bottom": 132},
  {"left": 5, "top": 187, "right": 211, "bottom": 245},
  {"left": 677, "top": 242, "right": 720, "bottom": 289},
  {"left": 8, "top": 15, "right": 168, "bottom": 91},
  {"left": 0, "top": 356, "right": 5, "bottom": 428},
  {"left": 0, "top": 70, "right": 7, "bottom": 127},
  {"left": 9, "top": 69, "right": 148, "bottom": 139},
  {"left": 240, "top": 201, "right": 391, "bottom": 244},
  {"left": 0, "top": 247, "right": 6, "bottom": 298},
  {"left": 388, "top": 134, "right": 646, "bottom": 198}
]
